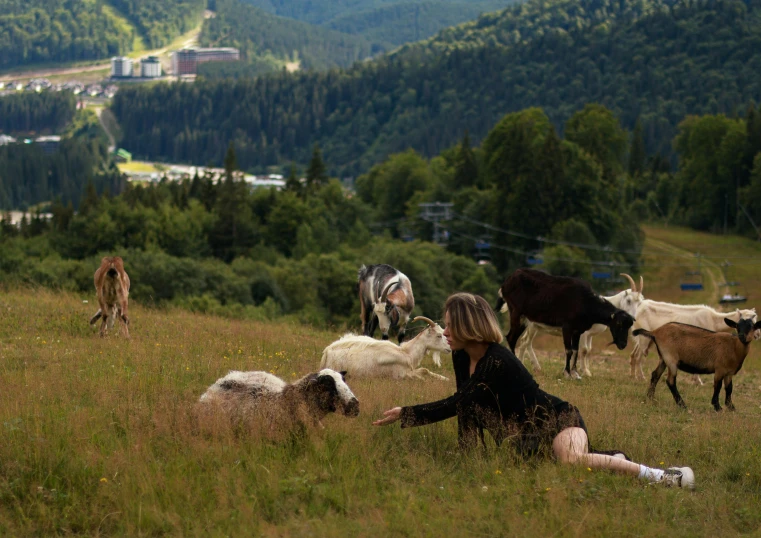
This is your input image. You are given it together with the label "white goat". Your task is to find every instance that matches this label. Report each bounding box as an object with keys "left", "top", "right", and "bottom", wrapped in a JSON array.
[
  {"left": 320, "top": 316, "right": 451, "bottom": 380},
  {"left": 630, "top": 302, "right": 758, "bottom": 381},
  {"left": 504, "top": 274, "right": 644, "bottom": 377},
  {"left": 199, "top": 369, "right": 360, "bottom": 428}
]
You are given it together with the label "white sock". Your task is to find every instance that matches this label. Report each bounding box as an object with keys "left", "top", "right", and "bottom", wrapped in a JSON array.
[{"left": 638, "top": 465, "right": 665, "bottom": 482}]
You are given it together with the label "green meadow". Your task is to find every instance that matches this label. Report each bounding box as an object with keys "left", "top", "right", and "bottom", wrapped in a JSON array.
[{"left": 2, "top": 225, "right": 761, "bottom": 536}]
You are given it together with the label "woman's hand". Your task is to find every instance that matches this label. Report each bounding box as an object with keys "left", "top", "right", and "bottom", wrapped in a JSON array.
[{"left": 373, "top": 407, "right": 402, "bottom": 426}]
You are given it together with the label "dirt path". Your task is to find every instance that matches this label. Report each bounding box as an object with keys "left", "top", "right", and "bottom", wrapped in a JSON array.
[{"left": 94, "top": 107, "right": 116, "bottom": 152}]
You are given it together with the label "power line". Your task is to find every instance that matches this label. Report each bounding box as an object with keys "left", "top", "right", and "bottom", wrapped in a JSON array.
[
  {"left": 447, "top": 210, "right": 761, "bottom": 261},
  {"left": 446, "top": 228, "right": 761, "bottom": 268}
]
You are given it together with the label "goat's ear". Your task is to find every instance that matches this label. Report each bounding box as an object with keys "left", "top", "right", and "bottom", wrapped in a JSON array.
[
  {"left": 754, "top": 320, "right": 761, "bottom": 330},
  {"left": 724, "top": 318, "right": 737, "bottom": 329}
]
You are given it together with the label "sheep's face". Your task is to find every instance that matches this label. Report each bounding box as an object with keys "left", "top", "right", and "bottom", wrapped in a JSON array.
[
  {"left": 610, "top": 311, "right": 635, "bottom": 349},
  {"left": 311, "top": 369, "right": 360, "bottom": 417}
]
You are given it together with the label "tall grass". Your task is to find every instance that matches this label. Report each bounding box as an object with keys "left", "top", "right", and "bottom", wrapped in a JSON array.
[{"left": 1, "top": 288, "right": 761, "bottom": 536}]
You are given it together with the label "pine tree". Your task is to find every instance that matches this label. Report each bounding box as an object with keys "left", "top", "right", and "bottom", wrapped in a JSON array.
[
  {"left": 211, "top": 143, "right": 258, "bottom": 261},
  {"left": 79, "top": 180, "right": 100, "bottom": 214},
  {"left": 224, "top": 142, "right": 237, "bottom": 183},
  {"left": 306, "top": 143, "right": 328, "bottom": 193},
  {"left": 629, "top": 118, "right": 646, "bottom": 178},
  {"left": 453, "top": 130, "right": 479, "bottom": 190},
  {"left": 285, "top": 162, "right": 302, "bottom": 196}
]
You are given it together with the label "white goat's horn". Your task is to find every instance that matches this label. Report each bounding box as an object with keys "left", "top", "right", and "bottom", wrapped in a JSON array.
[
  {"left": 639, "top": 275, "right": 644, "bottom": 294},
  {"left": 412, "top": 316, "right": 436, "bottom": 327},
  {"left": 620, "top": 273, "right": 636, "bottom": 291}
]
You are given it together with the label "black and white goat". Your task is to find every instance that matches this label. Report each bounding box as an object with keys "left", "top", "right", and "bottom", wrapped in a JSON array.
[
  {"left": 199, "top": 369, "right": 360, "bottom": 428},
  {"left": 357, "top": 264, "right": 415, "bottom": 343},
  {"left": 635, "top": 317, "right": 761, "bottom": 411},
  {"left": 496, "top": 268, "right": 635, "bottom": 379}
]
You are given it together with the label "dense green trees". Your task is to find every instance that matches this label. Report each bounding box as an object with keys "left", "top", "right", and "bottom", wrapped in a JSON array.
[
  {"left": 0, "top": 91, "right": 76, "bottom": 134},
  {"left": 109, "top": 0, "right": 205, "bottom": 49},
  {"left": 0, "top": 1, "right": 130, "bottom": 68},
  {"left": 643, "top": 106, "right": 761, "bottom": 235},
  {"left": 0, "top": 137, "right": 124, "bottom": 211},
  {"left": 0, "top": 0, "right": 204, "bottom": 68},
  {"left": 199, "top": 0, "right": 375, "bottom": 73},
  {"left": 235, "top": 0, "right": 514, "bottom": 48},
  {"left": 114, "top": 0, "right": 761, "bottom": 175}
]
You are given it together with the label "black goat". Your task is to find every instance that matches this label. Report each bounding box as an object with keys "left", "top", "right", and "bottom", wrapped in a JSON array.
[{"left": 497, "top": 268, "right": 635, "bottom": 378}]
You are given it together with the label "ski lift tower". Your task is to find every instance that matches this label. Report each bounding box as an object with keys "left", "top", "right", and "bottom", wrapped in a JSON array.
[{"left": 419, "top": 202, "right": 454, "bottom": 246}]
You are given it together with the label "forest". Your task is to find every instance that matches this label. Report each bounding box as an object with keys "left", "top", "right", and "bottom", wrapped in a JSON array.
[
  {"left": 0, "top": 106, "right": 124, "bottom": 210},
  {"left": 0, "top": 0, "right": 205, "bottom": 68},
  {"left": 0, "top": 0, "right": 131, "bottom": 68},
  {"left": 114, "top": 0, "right": 761, "bottom": 176},
  {"left": 0, "top": 91, "right": 76, "bottom": 135},
  {"left": 108, "top": 0, "right": 206, "bottom": 49},
  {"left": 198, "top": 0, "right": 376, "bottom": 72}
]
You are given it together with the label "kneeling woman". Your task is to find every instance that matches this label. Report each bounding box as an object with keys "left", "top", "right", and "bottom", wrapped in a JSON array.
[{"left": 374, "top": 293, "right": 694, "bottom": 488}]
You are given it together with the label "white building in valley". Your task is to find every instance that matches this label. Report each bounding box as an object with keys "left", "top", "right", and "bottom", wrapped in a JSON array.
[{"left": 110, "top": 57, "right": 133, "bottom": 78}]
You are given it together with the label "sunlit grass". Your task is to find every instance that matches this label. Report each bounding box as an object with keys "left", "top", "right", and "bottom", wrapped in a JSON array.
[
  {"left": 1, "top": 287, "right": 761, "bottom": 536},
  {"left": 116, "top": 160, "right": 163, "bottom": 174}
]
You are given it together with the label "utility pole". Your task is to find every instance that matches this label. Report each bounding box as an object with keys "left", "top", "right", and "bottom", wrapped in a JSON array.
[
  {"left": 738, "top": 202, "right": 761, "bottom": 241},
  {"left": 418, "top": 202, "right": 453, "bottom": 246}
]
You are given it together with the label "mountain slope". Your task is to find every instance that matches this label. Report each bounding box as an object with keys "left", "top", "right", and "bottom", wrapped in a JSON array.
[
  {"left": 0, "top": 0, "right": 204, "bottom": 69},
  {"left": 113, "top": 0, "right": 761, "bottom": 173},
  {"left": 199, "top": 0, "right": 376, "bottom": 71},
  {"left": 325, "top": 1, "right": 515, "bottom": 48}
]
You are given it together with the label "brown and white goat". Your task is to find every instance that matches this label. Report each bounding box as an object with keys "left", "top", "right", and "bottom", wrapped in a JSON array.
[
  {"left": 89, "top": 256, "right": 130, "bottom": 338},
  {"left": 320, "top": 316, "right": 451, "bottom": 380},
  {"left": 199, "top": 369, "right": 360, "bottom": 429},
  {"left": 634, "top": 317, "right": 761, "bottom": 411},
  {"left": 357, "top": 264, "right": 415, "bottom": 342}
]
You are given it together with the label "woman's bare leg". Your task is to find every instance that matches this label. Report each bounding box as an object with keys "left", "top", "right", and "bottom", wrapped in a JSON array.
[{"left": 552, "top": 427, "right": 641, "bottom": 476}]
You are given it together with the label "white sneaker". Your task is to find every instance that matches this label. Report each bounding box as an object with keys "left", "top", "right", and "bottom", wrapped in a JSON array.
[{"left": 659, "top": 467, "right": 695, "bottom": 489}]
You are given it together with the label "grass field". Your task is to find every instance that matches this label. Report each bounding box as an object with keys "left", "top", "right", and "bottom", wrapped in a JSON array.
[
  {"left": 116, "top": 161, "right": 164, "bottom": 174},
  {"left": 2, "top": 227, "right": 761, "bottom": 536}
]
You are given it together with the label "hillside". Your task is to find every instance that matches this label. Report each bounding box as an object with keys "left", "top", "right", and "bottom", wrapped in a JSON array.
[
  {"left": 239, "top": 0, "right": 515, "bottom": 46},
  {"left": 113, "top": 0, "right": 761, "bottom": 174},
  {"left": 0, "top": 0, "right": 205, "bottom": 69},
  {"left": 3, "top": 220, "right": 761, "bottom": 533},
  {"left": 199, "top": 0, "right": 376, "bottom": 72}
]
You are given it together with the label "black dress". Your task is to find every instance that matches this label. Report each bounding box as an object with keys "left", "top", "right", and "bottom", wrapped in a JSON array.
[{"left": 399, "top": 343, "right": 587, "bottom": 455}]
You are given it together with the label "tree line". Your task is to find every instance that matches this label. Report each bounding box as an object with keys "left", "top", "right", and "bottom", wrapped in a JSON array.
[{"left": 0, "top": 102, "right": 649, "bottom": 327}]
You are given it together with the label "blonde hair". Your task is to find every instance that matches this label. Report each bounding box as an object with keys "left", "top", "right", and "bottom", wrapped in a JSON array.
[{"left": 444, "top": 293, "right": 503, "bottom": 344}]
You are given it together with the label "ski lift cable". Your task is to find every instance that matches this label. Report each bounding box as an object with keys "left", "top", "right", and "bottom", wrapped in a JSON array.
[
  {"left": 445, "top": 228, "right": 761, "bottom": 268},
  {"left": 447, "top": 211, "right": 761, "bottom": 260}
]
